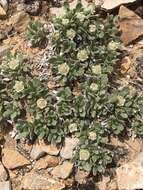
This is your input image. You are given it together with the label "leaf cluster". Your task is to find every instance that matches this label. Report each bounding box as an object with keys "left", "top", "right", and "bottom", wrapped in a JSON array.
[
  {"left": 0, "top": 2, "right": 143, "bottom": 175},
  {"left": 27, "top": 20, "right": 49, "bottom": 47}
]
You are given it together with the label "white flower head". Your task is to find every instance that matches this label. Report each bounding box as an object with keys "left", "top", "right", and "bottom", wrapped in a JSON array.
[
  {"left": 77, "top": 49, "right": 89, "bottom": 62},
  {"left": 9, "top": 59, "right": 19, "bottom": 70},
  {"left": 14, "top": 81, "right": 24, "bottom": 93},
  {"left": 37, "top": 98, "right": 47, "bottom": 109},
  {"left": 90, "top": 83, "right": 98, "bottom": 91},
  {"left": 91, "top": 65, "right": 102, "bottom": 75},
  {"left": 89, "top": 131, "right": 96, "bottom": 140},
  {"left": 66, "top": 29, "right": 76, "bottom": 40},
  {"left": 58, "top": 63, "right": 70, "bottom": 76},
  {"left": 68, "top": 123, "right": 78, "bottom": 133},
  {"left": 89, "top": 24, "right": 96, "bottom": 33},
  {"left": 117, "top": 96, "right": 125, "bottom": 106},
  {"left": 76, "top": 12, "right": 86, "bottom": 22},
  {"left": 79, "top": 149, "right": 90, "bottom": 161},
  {"left": 100, "top": 24, "right": 104, "bottom": 30},
  {"left": 62, "top": 18, "right": 69, "bottom": 25},
  {"left": 108, "top": 41, "right": 119, "bottom": 51}
]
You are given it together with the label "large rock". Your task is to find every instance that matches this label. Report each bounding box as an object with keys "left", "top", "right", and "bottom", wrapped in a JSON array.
[
  {"left": 0, "top": 162, "right": 8, "bottom": 181},
  {"left": 2, "top": 148, "right": 30, "bottom": 170},
  {"left": 0, "top": 181, "right": 12, "bottom": 190},
  {"left": 119, "top": 6, "right": 143, "bottom": 45},
  {"left": 116, "top": 151, "right": 143, "bottom": 189},
  {"left": 101, "top": 0, "right": 136, "bottom": 10},
  {"left": 60, "top": 138, "right": 79, "bottom": 159},
  {"left": 21, "top": 172, "right": 65, "bottom": 190},
  {"left": 30, "top": 143, "right": 60, "bottom": 160},
  {"left": 34, "top": 155, "right": 59, "bottom": 170},
  {"left": 51, "top": 161, "right": 73, "bottom": 179},
  {"left": 120, "top": 56, "right": 131, "bottom": 74}
]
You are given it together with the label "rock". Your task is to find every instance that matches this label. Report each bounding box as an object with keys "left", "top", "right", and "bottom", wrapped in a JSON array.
[
  {"left": 42, "top": 143, "right": 60, "bottom": 156},
  {"left": 0, "top": 0, "right": 8, "bottom": 12},
  {"left": 21, "top": 172, "right": 65, "bottom": 190},
  {"left": 60, "top": 138, "right": 79, "bottom": 159},
  {"left": 101, "top": 0, "right": 136, "bottom": 10},
  {"left": 9, "top": 170, "right": 17, "bottom": 179},
  {"left": 8, "top": 11, "right": 30, "bottom": 33},
  {"left": 119, "top": 6, "right": 143, "bottom": 45},
  {"left": 136, "top": 151, "right": 143, "bottom": 165},
  {"left": 30, "top": 145, "right": 46, "bottom": 160},
  {"left": 0, "top": 181, "right": 12, "bottom": 190},
  {"left": 0, "top": 5, "right": 6, "bottom": 16},
  {"left": 34, "top": 155, "right": 59, "bottom": 170},
  {"left": 75, "top": 170, "right": 89, "bottom": 184},
  {"left": 120, "top": 56, "right": 131, "bottom": 74},
  {"left": 30, "top": 143, "right": 60, "bottom": 160},
  {"left": 0, "top": 162, "right": 8, "bottom": 181},
  {"left": 2, "top": 148, "right": 30, "bottom": 170},
  {"left": 0, "top": 46, "right": 9, "bottom": 58},
  {"left": 51, "top": 161, "right": 73, "bottom": 179},
  {"left": 116, "top": 154, "right": 143, "bottom": 190}
]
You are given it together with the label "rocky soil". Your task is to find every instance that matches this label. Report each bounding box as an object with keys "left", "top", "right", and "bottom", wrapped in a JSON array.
[{"left": 0, "top": 0, "right": 143, "bottom": 189}]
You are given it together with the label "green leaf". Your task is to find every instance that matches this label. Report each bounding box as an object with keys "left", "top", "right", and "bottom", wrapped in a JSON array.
[
  {"left": 120, "top": 113, "right": 128, "bottom": 119},
  {"left": 75, "top": 0, "right": 82, "bottom": 11},
  {"left": 83, "top": 162, "right": 92, "bottom": 172}
]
